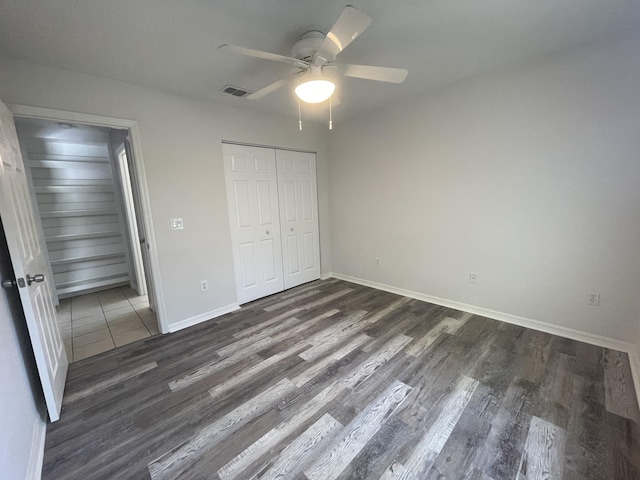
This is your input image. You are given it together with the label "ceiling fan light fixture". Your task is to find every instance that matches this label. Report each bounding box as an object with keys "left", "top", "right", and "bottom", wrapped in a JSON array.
[{"left": 295, "top": 79, "right": 335, "bottom": 103}]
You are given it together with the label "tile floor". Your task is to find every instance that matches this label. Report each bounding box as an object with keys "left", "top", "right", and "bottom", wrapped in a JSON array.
[{"left": 56, "top": 286, "right": 159, "bottom": 362}]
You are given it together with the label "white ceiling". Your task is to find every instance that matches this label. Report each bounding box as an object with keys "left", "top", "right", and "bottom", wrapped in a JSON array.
[{"left": 1, "top": 0, "right": 638, "bottom": 122}]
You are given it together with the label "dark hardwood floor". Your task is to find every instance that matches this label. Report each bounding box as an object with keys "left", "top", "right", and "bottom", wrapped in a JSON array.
[{"left": 42, "top": 279, "right": 640, "bottom": 479}]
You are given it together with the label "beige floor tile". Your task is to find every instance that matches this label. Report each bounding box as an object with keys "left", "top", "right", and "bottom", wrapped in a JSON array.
[
  {"left": 120, "top": 286, "right": 143, "bottom": 299},
  {"left": 72, "top": 312, "right": 106, "bottom": 326},
  {"left": 71, "top": 295, "right": 100, "bottom": 308},
  {"left": 73, "top": 337, "right": 115, "bottom": 361},
  {"left": 73, "top": 319, "right": 108, "bottom": 336},
  {"left": 56, "top": 308, "right": 71, "bottom": 321},
  {"left": 107, "top": 312, "right": 141, "bottom": 326},
  {"left": 72, "top": 304, "right": 103, "bottom": 320},
  {"left": 105, "top": 305, "right": 136, "bottom": 320},
  {"left": 101, "top": 299, "right": 132, "bottom": 312},
  {"left": 128, "top": 294, "right": 148, "bottom": 305},
  {"left": 133, "top": 305, "right": 153, "bottom": 316},
  {"left": 73, "top": 328, "right": 112, "bottom": 348},
  {"left": 146, "top": 323, "right": 160, "bottom": 335},
  {"left": 65, "top": 289, "right": 162, "bottom": 361},
  {"left": 58, "top": 298, "right": 71, "bottom": 308},
  {"left": 113, "top": 328, "right": 150, "bottom": 348},
  {"left": 98, "top": 289, "right": 127, "bottom": 303},
  {"left": 140, "top": 314, "right": 157, "bottom": 327},
  {"left": 58, "top": 320, "right": 72, "bottom": 332},
  {"left": 109, "top": 318, "right": 147, "bottom": 336}
]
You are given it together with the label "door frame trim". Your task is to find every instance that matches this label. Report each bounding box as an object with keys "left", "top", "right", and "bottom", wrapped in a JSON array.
[{"left": 7, "top": 104, "right": 168, "bottom": 334}]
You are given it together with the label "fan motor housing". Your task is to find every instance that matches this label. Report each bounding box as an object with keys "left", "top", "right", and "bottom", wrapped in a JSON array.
[{"left": 291, "top": 31, "right": 325, "bottom": 61}]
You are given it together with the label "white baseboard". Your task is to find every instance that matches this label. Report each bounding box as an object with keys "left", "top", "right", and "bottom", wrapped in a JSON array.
[
  {"left": 329, "top": 272, "right": 640, "bottom": 402},
  {"left": 167, "top": 303, "right": 240, "bottom": 333},
  {"left": 320, "top": 272, "right": 332, "bottom": 280},
  {"left": 26, "top": 413, "right": 46, "bottom": 480},
  {"left": 630, "top": 350, "right": 640, "bottom": 411}
]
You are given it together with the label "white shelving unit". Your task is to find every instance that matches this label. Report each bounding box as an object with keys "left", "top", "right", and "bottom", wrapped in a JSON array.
[{"left": 24, "top": 137, "right": 130, "bottom": 298}]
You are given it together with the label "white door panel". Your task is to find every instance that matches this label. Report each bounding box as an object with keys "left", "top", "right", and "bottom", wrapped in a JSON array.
[
  {"left": 256, "top": 180, "right": 274, "bottom": 224},
  {"left": 223, "top": 144, "right": 284, "bottom": 304},
  {"left": 303, "top": 232, "right": 315, "bottom": 269},
  {"left": 286, "top": 234, "right": 300, "bottom": 275},
  {"left": 0, "top": 99, "right": 68, "bottom": 421},
  {"left": 276, "top": 150, "right": 321, "bottom": 289},
  {"left": 260, "top": 237, "right": 279, "bottom": 282}
]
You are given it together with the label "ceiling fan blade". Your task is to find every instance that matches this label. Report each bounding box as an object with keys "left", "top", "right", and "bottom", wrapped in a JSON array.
[
  {"left": 333, "top": 64, "right": 408, "bottom": 83},
  {"left": 246, "top": 71, "right": 305, "bottom": 100},
  {"left": 314, "top": 6, "right": 372, "bottom": 63},
  {"left": 219, "top": 44, "right": 308, "bottom": 68},
  {"left": 246, "top": 77, "right": 290, "bottom": 100}
]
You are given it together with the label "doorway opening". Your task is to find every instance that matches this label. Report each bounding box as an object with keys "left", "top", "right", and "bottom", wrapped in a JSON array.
[{"left": 13, "top": 116, "right": 159, "bottom": 361}]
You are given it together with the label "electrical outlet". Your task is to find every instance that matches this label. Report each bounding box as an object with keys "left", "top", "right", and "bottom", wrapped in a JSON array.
[
  {"left": 170, "top": 218, "right": 184, "bottom": 230},
  {"left": 469, "top": 272, "right": 478, "bottom": 284},
  {"left": 375, "top": 257, "right": 381, "bottom": 267},
  {"left": 200, "top": 280, "right": 208, "bottom": 292},
  {"left": 587, "top": 292, "right": 600, "bottom": 306}
]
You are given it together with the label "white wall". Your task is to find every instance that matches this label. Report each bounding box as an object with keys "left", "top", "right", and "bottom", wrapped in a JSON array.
[
  {"left": 0, "top": 57, "right": 331, "bottom": 330},
  {"left": 329, "top": 35, "right": 640, "bottom": 343},
  {"left": 0, "top": 220, "right": 46, "bottom": 480}
]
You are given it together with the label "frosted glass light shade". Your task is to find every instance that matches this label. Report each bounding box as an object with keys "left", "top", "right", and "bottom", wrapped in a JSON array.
[{"left": 295, "top": 79, "right": 335, "bottom": 103}]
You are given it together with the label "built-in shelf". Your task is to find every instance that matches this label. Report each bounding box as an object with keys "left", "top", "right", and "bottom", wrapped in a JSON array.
[
  {"left": 50, "top": 252, "right": 125, "bottom": 266},
  {"left": 57, "top": 275, "right": 129, "bottom": 298},
  {"left": 35, "top": 185, "right": 115, "bottom": 194},
  {"left": 28, "top": 152, "right": 110, "bottom": 161},
  {"left": 24, "top": 136, "right": 130, "bottom": 297},
  {"left": 46, "top": 231, "right": 122, "bottom": 243},
  {"left": 29, "top": 159, "right": 109, "bottom": 169},
  {"left": 40, "top": 209, "right": 118, "bottom": 218}
]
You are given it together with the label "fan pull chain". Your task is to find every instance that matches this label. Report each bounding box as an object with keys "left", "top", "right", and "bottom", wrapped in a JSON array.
[
  {"left": 329, "top": 96, "right": 333, "bottom": 130},
  {"left": 298, "top": 98, "right": 303, "bottom": 131}
]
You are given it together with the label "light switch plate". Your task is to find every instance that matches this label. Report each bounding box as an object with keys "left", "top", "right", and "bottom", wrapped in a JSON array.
[{"left": 170, "top": 218, "right": 184, "bottom": 230}]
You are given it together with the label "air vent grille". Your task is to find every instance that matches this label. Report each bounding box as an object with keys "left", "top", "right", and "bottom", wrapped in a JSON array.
[{"left": 221, "top": 85, "right": 251, "bottom": 98}]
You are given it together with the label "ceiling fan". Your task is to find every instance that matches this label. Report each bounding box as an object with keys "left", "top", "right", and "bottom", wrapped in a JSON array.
[{"left": 218, "top": 5, "right": 409, "bottom": 104}]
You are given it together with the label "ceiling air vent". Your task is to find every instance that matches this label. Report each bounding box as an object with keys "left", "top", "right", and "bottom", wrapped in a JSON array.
[{"left": 221, "top": 85, "right": 252, "bottom": 98}]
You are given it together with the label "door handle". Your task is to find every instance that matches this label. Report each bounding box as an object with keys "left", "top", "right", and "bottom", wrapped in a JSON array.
[
  {"left": 266, "top": 230, "right": 271, "bottom": 235},
  {"left": 26, "top": 274, "right": 44, "bottom": 286},
  {"left": 290, "top": 227, "right": 294, "bottom": 232}
]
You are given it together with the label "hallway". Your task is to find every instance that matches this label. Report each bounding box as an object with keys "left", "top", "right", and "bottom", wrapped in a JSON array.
[{"left": 57, "top": 287, "right": 158, "bottom": 362}]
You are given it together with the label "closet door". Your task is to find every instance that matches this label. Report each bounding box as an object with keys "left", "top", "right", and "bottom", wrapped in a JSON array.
[
  {"left": 276, "top": 150, "right": 321, "bottom": 289},
  {"left": 223, "top": 144, "right": 284, "bottom": 304}
]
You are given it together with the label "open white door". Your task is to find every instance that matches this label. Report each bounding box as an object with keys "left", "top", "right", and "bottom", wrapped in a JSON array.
[
  {"left": 0, "top": 100, "right": 68, "bottom": 422},
  {"left": 123, "top": 137, "right": 155, "bottom": 310},
  {"left": 112, "top": 137, "right": 147, "bottom": 297}
]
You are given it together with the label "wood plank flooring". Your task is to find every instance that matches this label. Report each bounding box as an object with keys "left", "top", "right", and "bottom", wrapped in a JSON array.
[{"left": 42, "top": 279, "right": 640, "bottom": 480}]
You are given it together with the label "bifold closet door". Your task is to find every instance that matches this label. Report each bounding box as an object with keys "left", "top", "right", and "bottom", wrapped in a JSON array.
[
  {"left": 223, "top": 144, "right": 284, "bottom": 304},
  {"left": 276, "top": 150, "right": 321, "bottom": 289}
]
